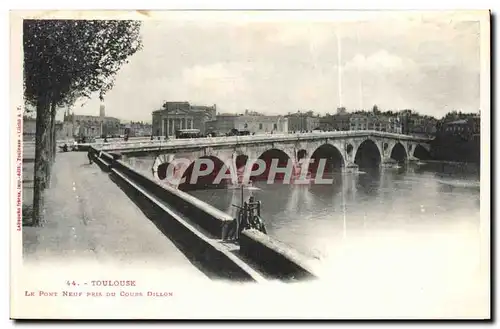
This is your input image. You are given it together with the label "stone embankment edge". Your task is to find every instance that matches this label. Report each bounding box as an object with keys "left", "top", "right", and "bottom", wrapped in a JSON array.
[{"left": 91, "top": 147, "right": 319, "bottom": 282}]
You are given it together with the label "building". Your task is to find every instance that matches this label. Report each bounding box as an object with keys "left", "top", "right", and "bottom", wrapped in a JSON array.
[
  {"left": 286, "top": 111, "right": 320, "bottom": 132},
  {"left": 23, "top": 115, "right": 76, "bottom": 141},
  {"left": 63, "top": 104, "right": 121, "bottom": 138},
  {"left": 319, "top": 114, "right": 352, "bottom": 131},
  {"left": 431, "top": 116, "right": 480, "bottom": 163},
  {"left": 409, "top": 116, "right": 438, "bottom": 137},
  {"left": 319, "top": 108, "right": 352, "bottom": 131},
  {"left": 400, "top": 110, "right": 438, "bottom": 137},
  {"left": 383, "top": 116, "right": 403, "bottom": 134},
  {"left": 51, "top": 121, "right": 66, "bottom": 140},
  {"left": 349, "top": 113, "right": 370, "bottom": 131},
  {"left": 60, "top": 120, "right": 75, "bottom": 139},
  {"left": 205, "top": 113, "right": 288, "bottom": 135},
  {"left": 120, "top": 121, "right": 153, "bottom": 137},
  {"left": 349, "top": 113, "right": 402, "bottom": 133},
  {"left": 437, "top": 116, "right": 480, "bottom": 137},
  {"left": 152, "top": 101, "right": 217, "bottom": 136}
]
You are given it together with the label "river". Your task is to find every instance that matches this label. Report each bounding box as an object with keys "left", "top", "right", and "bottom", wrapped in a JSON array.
[
  {"left": 188, "top": 163, "right": 480, "bottom": 254},
  {"left": 127, "top": 156, "right": 482, "bottom": 287}
]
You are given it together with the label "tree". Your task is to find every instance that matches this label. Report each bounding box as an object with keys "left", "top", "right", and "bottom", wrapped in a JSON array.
[{"left": 23, "top": 20, "right": 143, "bottom": 225}]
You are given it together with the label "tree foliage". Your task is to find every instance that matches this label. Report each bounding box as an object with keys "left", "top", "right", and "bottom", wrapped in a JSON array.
[
  {"left": 23, "top": 19, "right": 143, "bottom": 225},
  {"left": 24, "top": 19, "right": 143, "bottom": 107}
]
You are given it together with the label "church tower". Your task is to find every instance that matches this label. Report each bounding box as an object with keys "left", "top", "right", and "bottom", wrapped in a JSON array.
[
  {"left": 63, "top": 108, "right": 74, "bottom": 122},
  {"left": 99, "top": 103, "right": 106, "bottom": 118}
]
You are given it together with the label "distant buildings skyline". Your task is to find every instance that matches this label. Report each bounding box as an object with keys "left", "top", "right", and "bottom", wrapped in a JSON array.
[
  {"left": 62, "top": 13, "right": 481, "bottom": 122},
  {"left": 59, "top": 101, "right": 479, "bottom": 124}
]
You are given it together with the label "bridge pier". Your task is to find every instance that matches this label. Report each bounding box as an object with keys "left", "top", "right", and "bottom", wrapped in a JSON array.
[
  {"left": 380, "top": 155, "right": 401, "bottom": 168},
  {"left": 380, "top": 154, "right": 416, "bottom": 168},
  {"left": 343, "top": 161, "right": 359, "bottom": 173},
  {"left": 407, "top": 155, "right": 421, "bottom": 163}
]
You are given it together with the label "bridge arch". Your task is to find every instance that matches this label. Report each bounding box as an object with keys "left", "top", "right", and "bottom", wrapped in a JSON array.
[
  {"left": 251, "top": 148, "right": 293, "bottom": 182},
  {"left": 390, "top": 142, "right": 408, "bottom": 164},
  {"left": 156, "top": 162, "right": 170, "bottom": 181},
  {"left": 308, "top": 144, "right": 345, "bottom": 176},
  {"left": 179, "top": 155, "right": 232, "bottom": 191},
  {"left": 152, "top": 153, "right": 176, "bottom": 181},
  {"left": 413, "top": 144, "right": 432, "bottom": 160},
  {"left": 354, "top": 139, "right": 382, "bottom": 168}
]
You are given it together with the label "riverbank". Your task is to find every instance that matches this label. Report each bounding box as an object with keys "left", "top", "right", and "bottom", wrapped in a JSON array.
[
  {"left": 430, "top": 134, "right": 480, "bottom": 163},
  {"left": 22, "top": 152, "right": 208, "bottom": 280},
  {"left": 423, "top": 159, "right": 480, "bottom": 165}
]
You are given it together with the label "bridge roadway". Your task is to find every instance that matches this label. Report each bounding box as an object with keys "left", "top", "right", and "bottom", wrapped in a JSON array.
[
  {"left": 22, "top": 152, "right": 209, "bottom": 280},
  {"left": 87, "top": 131, "right": 431, "bottom": 153}
]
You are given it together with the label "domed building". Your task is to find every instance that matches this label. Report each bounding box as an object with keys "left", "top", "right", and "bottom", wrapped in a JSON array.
[{"left": 152, "top": 101, "right": 217, "bottom": 137}]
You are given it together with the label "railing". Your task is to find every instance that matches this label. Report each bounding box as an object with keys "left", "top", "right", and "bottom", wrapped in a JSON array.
[{"left": 86, "top": 130, "right": 431, "bottom": 152}]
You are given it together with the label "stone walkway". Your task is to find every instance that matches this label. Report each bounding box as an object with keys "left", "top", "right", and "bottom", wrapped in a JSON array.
[{"left": 22, "top": 152, "right": 208, "bottom": 279}]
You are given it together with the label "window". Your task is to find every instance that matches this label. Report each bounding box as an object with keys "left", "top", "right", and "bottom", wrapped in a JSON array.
[
  {"left": 273, "top": 123, "right": 277, "bottom": 129},
  {"left": 259, "top": 123, "right": 263, "bottom": 130}
]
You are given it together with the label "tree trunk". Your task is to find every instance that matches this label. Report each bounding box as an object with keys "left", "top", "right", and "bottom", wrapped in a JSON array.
[
  {"left": 51, "top": 108, "right": 56, "bottom": 163},
  {"left": 32, "top": 96, "right": 51, "bottom": 226},
  {"left": 45, "top": 103, "right": 57, "bottom": 188},
  {"left": 50, "top": 103, "right": 57, "bottom": 161},
  {"left": 46, "top": 109, "right": 53, "bottom": 177}
]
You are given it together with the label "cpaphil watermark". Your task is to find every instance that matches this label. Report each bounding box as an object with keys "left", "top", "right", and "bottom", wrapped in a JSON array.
[{"left": 159, "top": 158, "right": 336, "bottom": 185}]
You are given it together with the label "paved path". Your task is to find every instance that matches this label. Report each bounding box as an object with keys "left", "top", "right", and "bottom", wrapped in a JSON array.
[{"left": 23, "top": 152, "right": 208, "bottom": 279}]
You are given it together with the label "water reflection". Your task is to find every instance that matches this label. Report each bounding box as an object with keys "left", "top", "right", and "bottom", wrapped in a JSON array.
[
  {"left": 355, "top": 169, "right": 382, "bottom": 198},
  {"left": 127, "top": 155, "right": 481, "bottom": 261}
]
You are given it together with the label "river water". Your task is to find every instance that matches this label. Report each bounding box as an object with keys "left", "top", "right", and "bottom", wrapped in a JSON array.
[
  {"left": 189, "top": 163, "right": 480, "bottom": 254},
  {"left": 128, "top": 156, "right": 483, "bottom": 288}
]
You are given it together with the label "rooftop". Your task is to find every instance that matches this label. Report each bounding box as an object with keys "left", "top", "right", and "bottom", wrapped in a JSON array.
[{"left": 445, "top": 119, "right": 469, "bottom": 125}]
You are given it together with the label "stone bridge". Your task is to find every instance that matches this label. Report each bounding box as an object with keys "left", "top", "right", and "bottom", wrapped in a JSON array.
[{"left": 98, "top": 131, "right": 432, "bottom": 189}]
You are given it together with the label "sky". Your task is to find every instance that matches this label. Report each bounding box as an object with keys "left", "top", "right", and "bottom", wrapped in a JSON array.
[{"left": 67, "top": 11, "right": 483, "bottom": 122}]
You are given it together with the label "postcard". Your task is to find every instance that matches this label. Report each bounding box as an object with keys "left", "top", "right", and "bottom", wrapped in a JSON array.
[{"left": 10, "top": 9, "right": 490, "bottom": 319}]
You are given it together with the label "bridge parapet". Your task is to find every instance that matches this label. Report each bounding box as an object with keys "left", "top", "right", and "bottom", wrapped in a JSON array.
[
  {"left": 112, "top": 159, "right": 234, "bottom": 239},
  {"left": 91, "top": 131, "right": 431, "bottom": 153}
]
